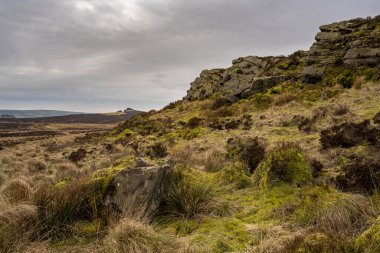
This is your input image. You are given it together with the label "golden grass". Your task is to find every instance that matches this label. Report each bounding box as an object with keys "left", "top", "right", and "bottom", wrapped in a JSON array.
[{"left": 1, "top": 178, "right": 33, "bottom": 204}]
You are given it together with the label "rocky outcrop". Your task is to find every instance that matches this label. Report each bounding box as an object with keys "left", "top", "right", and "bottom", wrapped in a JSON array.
[
  {"left": 303, "top": 16, "right": 380, "bottom": 82},
  {"left": 186, "top": 51, "right": 307, "bottom": 101},
  {"left": 186, "top": 16, "right": 380, "bottom": 101},
  {"left": 105, "top": 159, "right": 171, "bottom": 213}
]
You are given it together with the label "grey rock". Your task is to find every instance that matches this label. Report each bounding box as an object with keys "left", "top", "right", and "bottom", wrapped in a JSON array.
[
  {"left": 302, "top": 66, "right": 325, "bottom": 83},
  {"left": 225, "top": 95, "right": 239, "bottom": 103},
  {"left": 105, "top": 162, "right": 172, "bottom": 214},
  {"left": 241, "top": 89, "right": 254, "bottom": 98},
  {"left": 315, "top": 32, "right": 341, "bottom": 42},
  {"left": 251, "top": 75, "right": 288, "bottom": 94}
]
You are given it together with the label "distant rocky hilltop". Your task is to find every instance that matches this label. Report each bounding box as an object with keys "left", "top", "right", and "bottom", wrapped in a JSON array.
[{"left": 185, "top": 16, "right": 380, "bottom": 102}]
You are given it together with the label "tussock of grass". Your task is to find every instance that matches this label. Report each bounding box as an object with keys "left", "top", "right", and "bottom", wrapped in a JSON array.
[
  {"left": 161, "top": 169, "right": 214, "bottom": 219},
  {"left": 252, "top": 142, "right": 312, "bottom": 190},
  {"left": 103, "top": 218, "right": 166, "bottom": 253},
  {"left": 0, "top": 201, "right": 39, "bottom": 253},
  {"left": 33, "top": 178, "right": 104, "bottom": 240},
  {"left": 315, "top": 193, "right": 372, "bottom": 238},
  {"left": 1, "top": 178, "right": 33, "bottom": 204}
]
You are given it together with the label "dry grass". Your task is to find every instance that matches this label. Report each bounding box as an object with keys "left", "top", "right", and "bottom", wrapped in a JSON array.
[
  {"left": 316, "top": 193, "right": 372, "bottom": 238},
  {"left": 333, "top": 103, "right": 350, "bottom": 116},
  {"left": 0, "top": 201, "right": 39, "bottom": 253},
  {"left": 102, "top": 218, "right": 165, "bottom": 253},
  {"left": 203, "top": 149, "right": 225, "bottom": 172},
  {"left": 353, "top": 76, "right": 365, "bottom": 90},
  {"left": 1, "top": 178, "right": 33, "bottom": 203},
  {"left": 273, "top": 93, "right": 296, "bottom": 106}
]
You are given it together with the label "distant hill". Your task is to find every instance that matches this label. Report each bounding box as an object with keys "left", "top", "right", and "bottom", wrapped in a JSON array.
[
  {"left": 0, "top": 110, "right": 84, "bottom": 118},
  {"left": 0, "top": 110, "right": 144, "bottom": 124}
]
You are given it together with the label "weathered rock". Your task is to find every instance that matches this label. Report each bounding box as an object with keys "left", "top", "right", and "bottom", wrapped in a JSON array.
[
  {"left": 186, "top": 51, "right": 307, "bottom": 100},
  {"left": 301, "top": 66, "right": 325, "bottom": 83},
  {"left": 185, "top": 69, "right": 224, "bottom": 100},
  {"left": 302, "top": 16, "right": 380, "bottom": 82},
  {"left": 186, "top": 16, "right": 380, "bottom": 100},
  {"left": 105, "top": 160, "right": 172, "bottom": 213},
  {"left": 250, "top": 75, "right": 289, "bottom": 94}
]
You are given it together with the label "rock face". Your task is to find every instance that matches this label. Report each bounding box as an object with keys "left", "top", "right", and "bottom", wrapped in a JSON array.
[
  {"left": 186, "top": 51, "right": 307, "bottom": 101},
  {"left": 303, "top": 16, "right": 380, "bottom": 83},
  {"left": 185, "top": 16, "right": 380, "bottom": 101},
  {"left": 105, "top": 159, "right": 171, "bottom": 213}
]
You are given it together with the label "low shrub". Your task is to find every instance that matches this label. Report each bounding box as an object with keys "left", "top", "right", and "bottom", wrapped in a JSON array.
[
  {"left": 208, "top": 106, "right": 234, "bottom": 118},
  {"left": 337, "top": 69, "right": 355, "bottom": 88},
  {"left": 186, "top": 117, "right": 203, "bottom": 129},
  {"left": 208, "top": 118, "right": 224, "bottom": 130},
  {"left": 27, "top": 160, "right": 47, "bottom": 173},
  {"left": 333, "top": 103, "right": 350, "bottom": 116},
  {"left": 68, "top": 148, "right": 86, "bottom": 163},
  {"left": 148, "top": 142, "right": 168, "bottom": 158},
  {"left": 374, "top": 111, "right": 380, "bottom": 125},
  {"left": 253, "top": 142, "right": 312, "bottom": 189},
  {"left": 320, "top": 120, "right": 379, "bottom": 149},
  {"left": 335, "top": 155, "right": 380, "bottom": 193},
  {"left": 210, "top": 97, "right": 230, "bottom": 110},
  {"left": 225, "top": 119, "right": 240, "bottom": 130},
  {"left": 241, "top": 114, "right": 253, "bottom": 130},
  {"left": 227, "top": 137, "right": 267, "bottom": 173},
  {"left": 161, "top": 170, "right": 213, "bottom": 219}
]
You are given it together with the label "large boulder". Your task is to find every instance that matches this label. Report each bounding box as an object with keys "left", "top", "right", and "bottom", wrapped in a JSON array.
[{"left": 105, "top": 159, "right": 172, "bottom": 213}]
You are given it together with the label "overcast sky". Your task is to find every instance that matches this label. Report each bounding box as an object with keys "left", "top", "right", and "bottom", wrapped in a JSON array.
[{"left": 0, "top": 0, "right": 379, "bottom": 112}]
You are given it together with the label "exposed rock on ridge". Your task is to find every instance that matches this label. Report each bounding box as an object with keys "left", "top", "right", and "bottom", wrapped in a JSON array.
[{"left": 185, "top": 16, "right": 380, "bottom": 101}]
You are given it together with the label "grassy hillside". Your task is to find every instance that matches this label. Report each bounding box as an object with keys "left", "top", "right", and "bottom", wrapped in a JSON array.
[
  {"left": 0, "top": 76, "right": 379, "bottom": 252},
  {"left": 0, "top": 16, "right": 380, "bottom": 253}
]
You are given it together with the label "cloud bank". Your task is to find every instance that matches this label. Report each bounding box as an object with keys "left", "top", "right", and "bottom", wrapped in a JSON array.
[{"left": 0, "top": 0, "right": 379, "bottom": 111}]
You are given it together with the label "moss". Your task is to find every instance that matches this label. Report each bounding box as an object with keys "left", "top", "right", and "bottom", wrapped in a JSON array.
[
  {"left": 174, "top": 219, "right": 199, "bottom": 236},
  {"left": 295, "top": 232, "right": 356, "bottom": 253},
  {"left": 191, "top": 218, "right": 252, "bottom": 252},
  {"left": 324, "top": 66, "right": 377, "bottom": 88},
  {"left": 355, "top": 216, "right": 380, "bottom": 252},
  {"left": 269, "top": 82, "right": 304, "bottom": 95},
  {"left": 178, "top": 127, "right": 206, "bottom": 140},
  {"left": 252, "top": 143, "right": 312, "bottom": 190},
  {"left": 251, "top": 93, "right": 272, "bottom": 110},
  {"left": 116, "top": 128, "right": 135, "bottom": 140}
]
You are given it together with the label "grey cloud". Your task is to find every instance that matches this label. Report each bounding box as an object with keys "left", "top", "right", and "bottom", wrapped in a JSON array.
[{"left": 0, "top": 0, "right": 379, "bottom": 112}]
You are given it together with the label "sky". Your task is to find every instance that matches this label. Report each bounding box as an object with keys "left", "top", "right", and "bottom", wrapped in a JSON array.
[{"left": 0, "top": 0, "right": 379, "bottom": 112}]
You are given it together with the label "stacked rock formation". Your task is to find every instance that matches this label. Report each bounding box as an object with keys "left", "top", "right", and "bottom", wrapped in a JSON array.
[{"left": 185, "top": 16, "right": 380, "bottom": 101}]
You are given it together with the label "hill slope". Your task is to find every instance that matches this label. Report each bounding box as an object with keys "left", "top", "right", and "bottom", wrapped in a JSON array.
[{"left": 0, "top": 16, "right": 380, "bottom": 252}]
